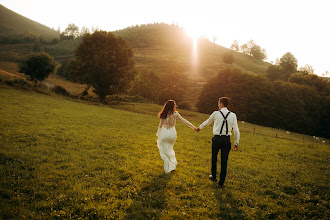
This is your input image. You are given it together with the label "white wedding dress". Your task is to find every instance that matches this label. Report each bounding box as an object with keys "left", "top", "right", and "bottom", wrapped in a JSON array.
[{"left": 156, "top": 111, "right": 196, "bottom": 173}]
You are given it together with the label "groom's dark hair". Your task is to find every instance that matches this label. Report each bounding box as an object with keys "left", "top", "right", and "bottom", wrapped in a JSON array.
[{"left": 219, "top": 97, "right": 230, "bottom": 107}]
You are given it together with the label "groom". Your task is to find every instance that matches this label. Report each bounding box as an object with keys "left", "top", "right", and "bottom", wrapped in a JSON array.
[{"left": 196, "top": 97, "right": 240, "bottom": 189}]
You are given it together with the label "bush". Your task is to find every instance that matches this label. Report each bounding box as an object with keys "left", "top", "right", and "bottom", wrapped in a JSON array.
[
  {"left": 19, "top": 51, "right": 58, "bottom": 81},
  {"left": 54, "top": 86, "right": 69, "bottom": 96},
  {"left": 4, "top": 78, "right": 33, "bottom": 90},
  {"left": 223, "top": 52, "right": 234, "bottom": 64},
  {"left": 178, "top": 102, "right": 192, "bottom": 110}
]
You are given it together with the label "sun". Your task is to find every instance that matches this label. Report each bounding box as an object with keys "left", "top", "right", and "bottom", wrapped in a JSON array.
[
  {"left": 182, "top": 24, "right": 200, "bottom": 68},
  {"left": 185, "top": 27, "right": 200, "bottom": 41},
  {"left": 179, "top": 18, "right": 213, "bottom": 68},
  {"left": 183, "top": 22, "right": 203, "bottom": 42}
]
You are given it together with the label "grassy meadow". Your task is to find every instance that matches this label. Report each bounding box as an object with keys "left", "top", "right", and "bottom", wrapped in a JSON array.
[{"left": 0, "top": 88, "right": 329, "bottom": 219}]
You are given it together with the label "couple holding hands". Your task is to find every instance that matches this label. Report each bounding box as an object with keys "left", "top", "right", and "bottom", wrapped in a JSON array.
[{"left": 156, "top": 97, "right": 240, "bottom": 189}]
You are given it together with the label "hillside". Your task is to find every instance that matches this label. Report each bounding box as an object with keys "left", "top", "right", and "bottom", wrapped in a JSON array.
[
  {"left": 0, "top": 88, "right": 328, "bottom": 219},
  {"left": 0, "top": 7, "right": 272, "bottom": 108},
  {"left": 0, "top": 4, "right": 59, "bottom": 39},
  {"left": 120, "top": 25, "right": 271, "bottom": 107},
  {"left": 114, "top": 24, "right": 270, "bottom": 78}
]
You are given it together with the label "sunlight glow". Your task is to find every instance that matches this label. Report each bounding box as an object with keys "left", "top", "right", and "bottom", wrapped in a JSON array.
[
  {"left": 1, "top": 0, "right": 328, "bottom": 75},
  {"left": 184, "top": 26, "right": 199, "bottom": 69},
  {"left": 182, "top": 22, "right": 205, "bottom": 69},
  {"left": 191, "top": 37, "right": 198, "bottom": 67},
  {"left": 185, "top": 26, "right": 201, "bottom": 41}
]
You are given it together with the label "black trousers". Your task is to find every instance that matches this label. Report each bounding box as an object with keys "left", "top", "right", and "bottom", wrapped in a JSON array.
[{"left": 211, "top": 135, "right": 231, "bottom": 186}]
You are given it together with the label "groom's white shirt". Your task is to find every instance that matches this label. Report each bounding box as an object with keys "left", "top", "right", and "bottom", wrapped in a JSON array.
[{"left": 199, "top": 107, "right": 240, "bottom": 146}]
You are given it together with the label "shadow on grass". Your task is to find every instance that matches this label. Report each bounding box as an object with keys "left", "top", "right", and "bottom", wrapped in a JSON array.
[
  {"left": 214, "top": 186, "right": 245, "bottom": 219},
  {"left": 125, "top": 173, "right": 172, "bottom": 220}
]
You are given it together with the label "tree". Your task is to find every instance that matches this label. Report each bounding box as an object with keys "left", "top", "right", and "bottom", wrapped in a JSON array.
[
  {"left": 73, "top": 31, "right": 135, "bottom": 103},
  {"left": 19, "top": 51, "right": 57, "bottom": 81},
  {"left": 230, "top": 40, "right": 239, "bottom": 51},
  {"left": 57, "top": 58, "right": 80, "bottom": 80},
  {"left": 212, "top": 36, "right": 218, "bottom": 44},
  {"left": 266, "top": 65, "right": 288, "bottom": 81},
  {"left": 266, "top": 52, "right": 299, "bottom": 81},
  {"left": 279, "top": 52, "right": 297, "bottom": 74},
  {"left": 223, "top": 51, "right": 234, "bottom": 64},
  {"left": 197, "top": 68, "right": 275, "bottom": 124},
  {"left": 129, "top": 71, "right": 161, "bottom": 102},
  {"left": 289, "top": 73, "right": 330, "bottom": 96},
  {"left": 197, "top": 68, "right": 328, "bottom": 138},
  {"left": 80, "top": 26, "right": 90, "bottom": 36},
  {"left": 62, "top": 23, "right": 80, "bottom": 39},
  {"left": 158, "top": 71, "right": 188, "bottom": 104},
  {"left": 250, "top": 45, "right": 267, "bottom": 60},
  {"left": 322, "top": 70, "right": 329, "bottom": 77},
  {"left": 298, "top": 64, "right": 314, "bottom": 75},
  {"left": 240, "top": 40, "right": 256, "bottom": 55},
  {"left": 239, "top": 40, "right": 267, "bottom": 60},
  {"left": 240, "top": 43, "right": 249, "bottom": 55}
]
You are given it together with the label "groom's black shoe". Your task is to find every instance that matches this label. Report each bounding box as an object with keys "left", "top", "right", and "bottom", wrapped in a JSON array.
[
  {"left": 218, "top": 184, "right": 224, "bottom": 189},
  {"left": 209, "top": 175, "right": 217, "bottom": 182}
]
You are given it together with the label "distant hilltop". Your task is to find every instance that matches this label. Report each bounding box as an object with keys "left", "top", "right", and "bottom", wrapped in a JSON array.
[{"left": 0, "top": 4, "right": 59, "bottom": 40}]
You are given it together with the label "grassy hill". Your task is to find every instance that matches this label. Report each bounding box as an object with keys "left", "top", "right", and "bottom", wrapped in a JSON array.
[
  {"left": 0, "top": 4, "right": 60, "bottom": 74},
  {"left": 113, "top": 24, "right": 271, "bottom": 107},
  {"left": 0, "top": 88, "right": 328, "bottom": 219},
  {"left": 114, "top": 24, "right": 270, "bottom": 78},
  {"left": 0, "top": 4, "right": 59, "bottom": 39},
  {"left": 0, "top": 6, "right": 271, "bottom": 108}
]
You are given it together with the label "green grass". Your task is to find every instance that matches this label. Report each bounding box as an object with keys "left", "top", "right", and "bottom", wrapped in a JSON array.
[{"left": 0, "top": 88, "right": 329, "bottom": 219}]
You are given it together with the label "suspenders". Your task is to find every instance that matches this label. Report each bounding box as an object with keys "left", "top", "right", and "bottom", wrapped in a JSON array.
[{"left": 219, "top": 111, "right": 231, "bottom": 136}]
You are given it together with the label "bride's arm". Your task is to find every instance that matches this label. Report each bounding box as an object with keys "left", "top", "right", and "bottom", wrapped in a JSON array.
[
  {"left": 156, "top": 120, "right": 162, "bottom": 137},
  {"left": 175, "top": 112, "right": 197, "bottom": 129}
]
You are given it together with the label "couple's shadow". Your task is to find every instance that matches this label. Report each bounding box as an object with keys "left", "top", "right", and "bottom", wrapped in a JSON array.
[
  {"left": 125, "top": 173, "right": 172, "bottom": 220},
  {"left": 213, "top": 186, "right": 245, "bottom": 219},
  {"left": 125, "top": 173, "right": 245, "bottom": 219}
]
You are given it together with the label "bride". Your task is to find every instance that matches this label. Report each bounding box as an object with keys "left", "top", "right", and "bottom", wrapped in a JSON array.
[{"left": 156, "top": 100, "right": 197, "bottom": 173}]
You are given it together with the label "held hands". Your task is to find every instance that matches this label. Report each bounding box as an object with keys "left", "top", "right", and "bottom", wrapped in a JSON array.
[{"left": 195, "top": 127, "right": 201, "bottom": 132}]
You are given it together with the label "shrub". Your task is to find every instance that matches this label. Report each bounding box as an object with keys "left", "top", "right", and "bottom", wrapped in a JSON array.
[
  {"left": 54, "top": 86, "right": 69, "bottom": 96},
  {"left": 19, "top": 51, "right": 58, "bottom": 81},
  {"left": 223, "top": 52, "right": 234, "bottom": 64},
  {"left": 178, "top": 102, "right": 192, "bottom": 110},
  {"left": 4, "top": 78, "right": 33, "bottom": 90}
]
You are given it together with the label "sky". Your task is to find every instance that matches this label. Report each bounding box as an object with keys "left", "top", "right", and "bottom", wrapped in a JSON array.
[{"left": 1, "top": 0, "right": 329, "bottom": 76}]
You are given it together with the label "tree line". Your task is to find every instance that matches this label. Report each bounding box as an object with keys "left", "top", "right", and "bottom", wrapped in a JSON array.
[
  {"left": 230, "top": 40, "right": 267, "bottom": 61},
  {"left": 18, "top": 30, "right": 190, "bottom": 106},
  {"left": 17, "top": 23, "right": 330, "bottom": 138},
  {"left": 197, "top": 68, "right": 330, "bottom": 138}
]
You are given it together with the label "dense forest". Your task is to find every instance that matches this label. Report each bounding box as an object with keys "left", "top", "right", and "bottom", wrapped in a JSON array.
[{"left": 197, "top": 68, "right": 330, "bottom": 138}]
